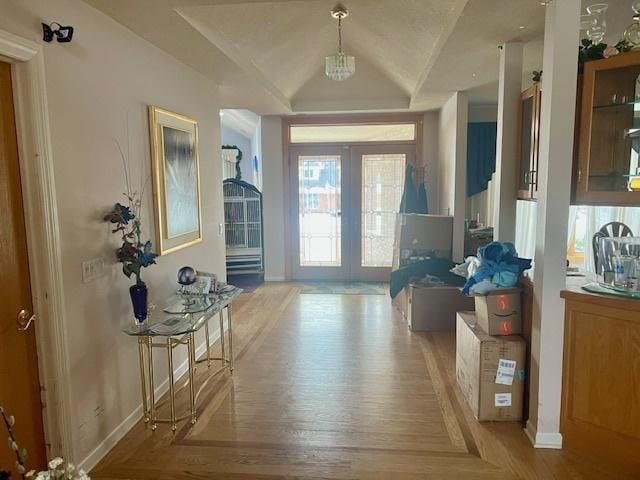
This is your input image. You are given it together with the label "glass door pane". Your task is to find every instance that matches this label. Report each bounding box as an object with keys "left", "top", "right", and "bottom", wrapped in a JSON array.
[
  {"left": 298, "top": 155, "right": 342, "bottom": 267},
  {"left": 361, "top": 154, "right": 406, "bottom": 267}
]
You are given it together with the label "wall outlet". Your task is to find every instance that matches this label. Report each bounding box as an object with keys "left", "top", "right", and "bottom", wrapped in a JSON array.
[{"left": 82, "top": 257, "right": 106, "bottom": 283}]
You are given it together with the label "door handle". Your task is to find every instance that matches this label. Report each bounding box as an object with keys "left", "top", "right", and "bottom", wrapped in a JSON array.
[{"left": 17, "top": 309, "right": 36, "bottom": 331}]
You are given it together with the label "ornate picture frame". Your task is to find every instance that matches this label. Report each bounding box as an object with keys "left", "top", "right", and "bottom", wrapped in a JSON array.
[{"left": 148, "top": 106, "right": 202, "bottom": 255}]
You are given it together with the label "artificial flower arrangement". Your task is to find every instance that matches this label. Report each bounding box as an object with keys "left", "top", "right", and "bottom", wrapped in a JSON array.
[
  {"left": 103, "top": 197, "right": 158, "bottom": 285},
  {"left": 579, "top": 38, "right": 633, "bottom": 64},
  {"left": 103, "top": 145, "right": 158, "bottom": 324},
  {"left": 1, "top": 406, "right": 89, "bottom": 480}
]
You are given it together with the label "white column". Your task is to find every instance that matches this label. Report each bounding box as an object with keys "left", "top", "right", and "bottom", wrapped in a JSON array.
[
  {"left": 260, "top": 116, "right": 286, "bottom": 281},
  {"left": 437, "top": 92, "right": 467, "bottom": 262},
  {"left": 492, "top": 42, "right": 523, "bottom": 243},
  {"left": 527, "top": 0, "right": 580, "bottom": 449}
]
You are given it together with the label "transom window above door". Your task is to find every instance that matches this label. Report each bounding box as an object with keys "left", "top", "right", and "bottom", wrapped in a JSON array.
[{"left": 290, "top": 123, "right": 416, "bottom": 143}]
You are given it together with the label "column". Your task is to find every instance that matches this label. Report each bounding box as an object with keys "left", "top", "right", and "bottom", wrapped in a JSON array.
[
  {"left": 527, "top": 0, "right": 580, "bottom": 448},
  {"left": 492, "top": 42, "right": 523, "bottom": 242}
]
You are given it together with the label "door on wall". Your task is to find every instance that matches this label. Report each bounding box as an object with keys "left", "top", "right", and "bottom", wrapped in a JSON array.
[
  {"left": 289, "top": 145, "right": 351, "bottom": 280},
  {"left": 289, "top": 143, "right": 414, "bottom": 281},
  {"left": 0, "top": 61, "right": 47, "bottom": 475},
  {"left": 349, "top": 144, "right": 413, "bottom": 281}
]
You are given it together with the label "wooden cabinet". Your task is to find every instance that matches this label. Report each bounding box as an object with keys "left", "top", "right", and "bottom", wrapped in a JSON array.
[
  {"left": 560, "top": 289, "right": 640, "bottom": 475},
  {"left": 576, "top": 51, "right": 640, "bottom": 204},
  {"left": 517, "top": 84, "right": 542, "bottom": 200}
]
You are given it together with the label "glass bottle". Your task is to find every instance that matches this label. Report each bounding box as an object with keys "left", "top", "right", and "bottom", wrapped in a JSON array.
[{"left": 586, "top": 3, "right": 608, "bottom": 44}]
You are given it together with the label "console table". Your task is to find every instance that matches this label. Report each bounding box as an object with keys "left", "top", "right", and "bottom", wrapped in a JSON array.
[{"left": 123, "top": 286, "right": 242, "bottom": 431}]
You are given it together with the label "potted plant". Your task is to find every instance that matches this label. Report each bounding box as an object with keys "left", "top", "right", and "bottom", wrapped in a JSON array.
[
  {"left": 104, "top": 146, "right": 158, "bottom": 324},
  {"left": 104, "top": 196, "right": 158, "bottom": 324},
  {"left": 1, "top": 406, "right": 89, "bottom": 480}
]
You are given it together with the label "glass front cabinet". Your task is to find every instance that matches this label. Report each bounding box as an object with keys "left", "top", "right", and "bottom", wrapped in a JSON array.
[
  {"left": 517, "top": 83, "right": 542, "bottom": 200},
  {"left": 576, "top": 51, "right": 640, "bottom": 204}
]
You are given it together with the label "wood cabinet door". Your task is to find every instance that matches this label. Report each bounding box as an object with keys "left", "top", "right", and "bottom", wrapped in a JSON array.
[
  {"left": 576, "top": 52, "right": 640, "bottom": 205},
  {"left": 561, "top": 299, "right": 640, "bottom": 475},
  {"left": 517, "top": 84, "right": 539, "bottom": 200}
]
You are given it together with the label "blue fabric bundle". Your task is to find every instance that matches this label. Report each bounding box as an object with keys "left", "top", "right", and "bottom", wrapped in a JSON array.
[{"left": 461, "top": 242, "right": 532, "bottom": 295}]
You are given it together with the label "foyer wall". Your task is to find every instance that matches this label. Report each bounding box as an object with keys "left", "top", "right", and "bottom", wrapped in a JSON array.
[{"left": 0, "top": 0, "right": 225, "bottom": 469}]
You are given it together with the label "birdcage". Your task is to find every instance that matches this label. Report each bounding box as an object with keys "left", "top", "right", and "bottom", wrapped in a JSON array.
[{"left": 223, "top": 179, "right": 264, "bottom": 276}]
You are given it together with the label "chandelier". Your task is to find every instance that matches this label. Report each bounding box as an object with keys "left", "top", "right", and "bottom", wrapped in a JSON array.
[{"left": 325, "top": 5, "right": 355, "bottom": 81}]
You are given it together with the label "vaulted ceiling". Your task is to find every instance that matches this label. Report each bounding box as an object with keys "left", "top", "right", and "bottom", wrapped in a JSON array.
[{"left": 84, "top": 0, "right": 550, "bottom": 114}]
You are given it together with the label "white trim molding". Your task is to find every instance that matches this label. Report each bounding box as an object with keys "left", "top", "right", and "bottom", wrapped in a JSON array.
[
  {"left": 264, "top": 276, "right": 286, "bottom": 282},
  {"left": 525, "top": 420, "right": 563, "bottom": 449},
  {"left": 0, "top": 29, "right": 73, "bottom": 461},
  {"left": 77, "top": 328, "right": 223, "bottom": 472}
]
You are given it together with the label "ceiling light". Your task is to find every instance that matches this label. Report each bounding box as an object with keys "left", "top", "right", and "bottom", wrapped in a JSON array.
[{"left": 325, "top": 5, "right": 355, "bottom": 81}]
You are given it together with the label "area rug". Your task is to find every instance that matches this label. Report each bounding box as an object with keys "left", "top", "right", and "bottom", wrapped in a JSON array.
[
  {"left": 300, "top": 281, "right": 386, "bottom": 295},
  {"left": 227, "top": 274, "right": 264, "bottom": 293}
]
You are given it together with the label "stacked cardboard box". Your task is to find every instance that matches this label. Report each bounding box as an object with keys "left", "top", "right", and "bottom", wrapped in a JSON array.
[
  {"left": 391, "top": 214, "right": 473, "bottom": 331},
  {"left": 392, "top": 214, "right": 453, "bottom": 270},
  {"left": 455, "top": 289, "right": 526, "bottom": 421}
]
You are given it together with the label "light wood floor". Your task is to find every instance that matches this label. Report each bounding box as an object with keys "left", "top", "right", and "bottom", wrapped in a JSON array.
[{"left": 91, "top": 283, "right": 634, "bottom": 479}]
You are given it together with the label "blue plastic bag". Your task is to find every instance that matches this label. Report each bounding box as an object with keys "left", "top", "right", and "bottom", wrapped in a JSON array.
[{"left": 461, "top": 242, "right": 532, "bottom": 295}]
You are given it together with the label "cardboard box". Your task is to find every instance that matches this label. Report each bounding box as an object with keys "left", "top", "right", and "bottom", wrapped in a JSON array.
[
  {"left": 392, "top": 286, "right": 409, "bottom": 320},
  {"left": 408, "top": 284, "right": 475, "bottom": 331},
  {"left": 456, "top": 312, "right": 526, "bottom": 421},
  {"left": 473, "top": 288, "right": 522, "bottom": 336},
  {"left": 394, "top": 214, "right": 453, "bottom": 257}
]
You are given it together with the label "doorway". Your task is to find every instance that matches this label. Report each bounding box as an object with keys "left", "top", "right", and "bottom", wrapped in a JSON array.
[
  {"left": 0, "top": 61, "right": 47, "bottom": 475},
  {"left": 286, "top": 118, "right": 420, "bottom": 281}
]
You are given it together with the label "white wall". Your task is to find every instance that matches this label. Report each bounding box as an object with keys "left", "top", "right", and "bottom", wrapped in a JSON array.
[
  {"left": 468, "top": 104, "right": 498, "bottom": 123},
  {"left": 260, "top": 116, "right": 286, "bottom": 281},
  {"left": 0, "top": 0, "right": 225, "bottom": 470},
  {"left": 422, "top": 111, "right": 439, "bottom": 213},
  {"left": 251, "top": 117, "right": 262, "bottom": 190},
  {"left": 221, "top": 125, "right": 253, "bottom": 181},
  {"left": 437, "top": 92, "right": 468, "bottom": 261}
]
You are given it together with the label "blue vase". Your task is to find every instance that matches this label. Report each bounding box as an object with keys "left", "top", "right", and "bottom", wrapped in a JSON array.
[{"left": 129, "top": 282, "right": 148, "bottom": 323}]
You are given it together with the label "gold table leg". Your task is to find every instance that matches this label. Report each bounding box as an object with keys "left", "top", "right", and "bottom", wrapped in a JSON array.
[
  {"left": 205, "top": 321, "right": 211, "bottom": 367},
  {"left": 167, "top": 338, "right": 176, "bottom": 431},
  {"left": 147, "top": 337, "right": 156, "bottom": 430},
  {"left": 188, "top": 333, "right": 197, "bottom": 424},
  {"left": 218, "top": 310, "right": 225, "bottom": 367},
  {"left": 227, "top": 304, "right": 234, "bottom": 373},
  {"left": 138, "top": 338, "right": 149, "bottom": 423}
]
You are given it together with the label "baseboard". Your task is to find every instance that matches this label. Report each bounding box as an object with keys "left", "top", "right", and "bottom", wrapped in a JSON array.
[
  {"left": 264, "top": 276, "right": 285, "bottom": 282},
  {"left": 524, "top": 420, "right": 563, "bottom": 449},
  {"left": 78, "top": 329, "right": 222, "bottom": 473}
]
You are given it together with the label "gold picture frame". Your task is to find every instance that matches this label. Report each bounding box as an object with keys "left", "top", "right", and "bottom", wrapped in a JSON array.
[{"left": 148, "top": 106, "right": 203, "bottom": 255}]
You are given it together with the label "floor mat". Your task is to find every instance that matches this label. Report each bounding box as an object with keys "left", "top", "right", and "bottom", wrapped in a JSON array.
[
  {"left": 227, "top": 274, "right": 264, "bottom": 293},
  {"left": 300, "top": 281, "right": 386, "bottom": 295}
]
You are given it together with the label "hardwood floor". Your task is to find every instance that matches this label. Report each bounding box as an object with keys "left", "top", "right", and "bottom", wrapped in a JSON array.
[{"left": 91, "top": 283, "right": 634, "bottom": 479}]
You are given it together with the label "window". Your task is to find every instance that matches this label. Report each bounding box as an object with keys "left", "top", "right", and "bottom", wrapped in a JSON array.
[{"left": 290, "top": 123, "right": 416, "bottom": 143}]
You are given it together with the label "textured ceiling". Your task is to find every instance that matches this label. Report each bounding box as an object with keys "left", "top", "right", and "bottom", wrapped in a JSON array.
[{"left": 82, "top": 0, "right": 561, "bottom": 113}]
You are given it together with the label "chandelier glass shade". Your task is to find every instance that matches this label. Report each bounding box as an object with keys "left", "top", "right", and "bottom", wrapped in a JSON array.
[
  {"left": 325, "top": 52, "right": 355, "bottom": 81},
  {"left": 325, "top": 6, "right": 355, "bottom": 81}
]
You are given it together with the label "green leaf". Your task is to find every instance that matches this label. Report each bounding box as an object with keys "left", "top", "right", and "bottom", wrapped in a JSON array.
[{"left": 19, "top": 447, "right": 28, "bottom": 462}]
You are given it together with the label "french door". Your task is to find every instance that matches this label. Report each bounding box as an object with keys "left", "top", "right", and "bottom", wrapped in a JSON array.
[{"left": 289, "top": 143, "right": 414, "bottom": 281}]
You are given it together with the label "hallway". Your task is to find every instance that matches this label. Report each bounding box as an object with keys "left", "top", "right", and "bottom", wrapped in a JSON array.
[{"left": 91, "top": 284, "right": 625, "bottom": 479}]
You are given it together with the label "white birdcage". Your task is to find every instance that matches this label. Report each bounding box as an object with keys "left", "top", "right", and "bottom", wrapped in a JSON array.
[{"left": 223, "top": 179, "right": 264, "bottom": 275}]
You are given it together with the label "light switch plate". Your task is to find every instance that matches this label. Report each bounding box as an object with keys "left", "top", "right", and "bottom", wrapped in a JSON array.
[{"left": 82, "top": 257, "right": 106, "bottom": 283}]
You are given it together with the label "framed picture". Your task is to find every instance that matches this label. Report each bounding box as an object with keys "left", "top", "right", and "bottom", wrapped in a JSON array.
[{"left": 148, "top": 106, "right": 202, "bottom": 255}]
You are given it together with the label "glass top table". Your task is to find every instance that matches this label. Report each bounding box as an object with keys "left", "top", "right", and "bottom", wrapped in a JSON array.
[
  {"left": 123, "top": 285, "right": 243, "bottom": 337},
  {"left": 123, "top": 284, "right": 243, "bottom": 431}
]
